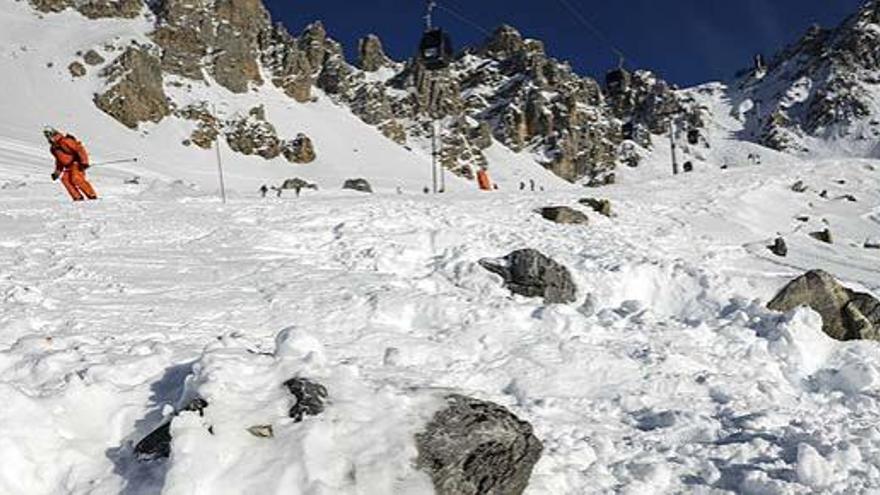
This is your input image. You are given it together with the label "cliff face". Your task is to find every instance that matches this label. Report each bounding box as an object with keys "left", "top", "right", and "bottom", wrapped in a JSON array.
[
  {"left": 734, "top": 1, "right": 880, "bottom": 155},
  {"left": 30, "top": 0, "right": 707, "bottom": 182}
]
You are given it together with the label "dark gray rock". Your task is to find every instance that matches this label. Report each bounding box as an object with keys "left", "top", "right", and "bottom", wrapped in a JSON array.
[
  {"left": 768, "top": 269, "right": 880, "bottom": 341},
  {"left": 791, "top": 180, "right": 809, "bottom": 193},
  {"left": 769, "top": 237, "right": 788, "bottom": 257},
  {"left": 865, "top": 239, "right": 880, "bottom": 249},
  {"left": 809, "top": 228, "right": 833, "bottom": 244},
  {"left": 342, "top": 178, "right": 373, "bottom": 193},
  {"left": 134, "top": 398, "right": 208, "bottom": 460},
  {"left": 479, "top": 249, "right": 577, "bottom": 304},
  {"left": 284, "top": 377, "right": 328, "bottom": 422},
  {"left": 416, "top": 394, "right": 542, "bottom": 495},
  {"left": 537, "top": 206, "right": 589, "bottom": 225}
]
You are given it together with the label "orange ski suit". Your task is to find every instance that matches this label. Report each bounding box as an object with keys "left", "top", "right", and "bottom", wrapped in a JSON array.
[
  {"left": 476, "top": 169, "right": 493, "bottom": 191},
  {"left": 50, "top": 133, "right": 97, "bottom": 201}
]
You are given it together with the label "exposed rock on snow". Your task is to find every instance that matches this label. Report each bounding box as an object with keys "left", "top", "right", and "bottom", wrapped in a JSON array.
[
  {"left": 768, "top": 270, "right": 880, "bottom": 341},
  {"left": 31, "top": 0, "right": 142, "bottom": 18},
  {"left": 67, "top": 60, "right": 85, "bottom": 78},
  {"left": 82, "top": 49, "right": 104, "bottom": 66},
  {"left": 95, "top": 47, "right": 170, "bottom": 129},
  {"left": 769, "top": 237, "right": 789, "bottom": 257},
  {"left": 579, "top": 197, "right": 612, "bottom": 217},
  {"left": 225, "top": 107, "right": 284, "bottom": 160},
  {"left": 177, "top": 103, "right": 219, "bottom": 148},
  {"left": 283, "top": 133, "right": 316, "bottom": 164},
  {"left": 537, "top": 206, "right": 589, "bottom": 225},
  {"left": 134, "top": 398, "right": 209, "bottom": 460},
  {"left": 810, "top": 228, "right": 834, "bottom": 244},
  {"left": 791, "top": 180, "right": 809, "bottom": 193},
  {"left": 415, "top": 394, "right": 542, "bottom": 495},
  {"left": 280, "top": 177, "right": 317, "bottom": 190},
  {"left": 479, "top": 249, "right": 577, "bottom": 304},
  {"left": 866, "top": 238, "right": 880, "bottom": 249},
  {"left": 342, "top": 178, "right": 373, "bottom": 193},
  {"left": 283, "top": 377, "right": 328, "bottom": 422}
]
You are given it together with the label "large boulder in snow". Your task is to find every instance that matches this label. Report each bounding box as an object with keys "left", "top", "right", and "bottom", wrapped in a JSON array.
[
  {"left": 94, "top": 47, "right": 171, "bottom": 129},
  {"left": 415, "top": 394, "right": 543, "bottom": 495},
  {"left": 537, "top": 206, "right": 589, "bottom": 225},
  {"left": 768, "top": 270, "right": 880, "bottom": 341},
  {"left": 479, "top": 249, "right": 577, "bottom": 304}
]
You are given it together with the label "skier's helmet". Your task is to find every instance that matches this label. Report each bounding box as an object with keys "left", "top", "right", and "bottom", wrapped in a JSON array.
[{"left": 43, "top": 126, "right": 60, "bottom": 142}]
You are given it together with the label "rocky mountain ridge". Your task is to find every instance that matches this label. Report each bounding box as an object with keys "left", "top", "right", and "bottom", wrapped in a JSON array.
[
  {"left": 40, "top": 0, "right": 880, "bottom": 182},
  {"left": 734, "top": 0, "right": 880, "bottom": 155}
]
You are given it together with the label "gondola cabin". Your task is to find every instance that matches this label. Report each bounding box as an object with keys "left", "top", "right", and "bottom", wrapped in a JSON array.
[
  {"left": 419, "top": 28, "right": 454, "bottom": 71},
  {"left": 605, "top": 68, "right": 631, "bottom": 94}
]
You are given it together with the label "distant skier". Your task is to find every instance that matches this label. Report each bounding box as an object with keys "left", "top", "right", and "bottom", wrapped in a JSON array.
[
  {"left": 476, "top": 167, "right": 493, "bottom": 191},
  {"left": 45, "top": 127, "right": 97, "bottom": 201},
  {"left": 519, "top": 181, "right": 525, "bottom": 191},
  {"left": 529, "top": 179, "right": 535, "bottom": 192},
  {"left": 259, "top": 184, "right": 269, "bottom": 198}
]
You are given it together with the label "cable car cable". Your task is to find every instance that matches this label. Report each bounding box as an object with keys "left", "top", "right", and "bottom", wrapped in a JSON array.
[
  {"left": 434, "top": 3, "right": 492, "bottom": 36},
  {"left": 554, "top": 0, "right": 630, "bottom": 67}
]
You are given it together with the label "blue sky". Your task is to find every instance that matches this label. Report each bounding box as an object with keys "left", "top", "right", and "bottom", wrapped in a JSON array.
[{"left": 263, "top": 0, "right": 866, "bottom": 86}]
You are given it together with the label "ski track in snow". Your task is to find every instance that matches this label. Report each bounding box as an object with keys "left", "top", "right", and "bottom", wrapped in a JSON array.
[{"left": 1, "top": 152, "right": 880, "bottom": 494}]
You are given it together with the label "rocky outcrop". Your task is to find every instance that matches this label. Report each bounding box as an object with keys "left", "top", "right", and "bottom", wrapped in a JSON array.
[
  {"left": 342, "top": 178, "right": 373, "bottom": 193},
  {"left": 68, "top": 61, "right": 86, "bottom": 78},
  {"left": 83, "top": 49, "right": 105, "bottom": 66},
  {"left": 737, "top": 1, "right": 880, "bottom": 154},
  {"left": 283, "top": 133, "right": 316, "bottom": 163},
  {"left": 537, "top": 206, "right": 589, "bottom": 225},
  {"left": 280, "top": 177, "right": 318, "bottom": 190},
  {"left": 95, "top": 47, "right": 171, "bottom": 129},
  {"left": 150, "top": 0, "right": 268, "bottom": 93},
  {"left": 177, "top": 103, "right": 220, "bottom": 148},
  {"left": 358, "top": 34, "right": 392, "bottom": 72},
  {"left": 31, "top": 0, "right": 143, "bottom": 18},
  {"left": 480, "top": 249, "right": 577, "bottom": 304},
  {"left": 416, "top": 394, "right": 543, "bottom": 495},
  {"left": 225, "top": 106, "right": 283, "bottom": 159},
  {"left": 768, "top": 270, "right": 880, "bottom": 341}
]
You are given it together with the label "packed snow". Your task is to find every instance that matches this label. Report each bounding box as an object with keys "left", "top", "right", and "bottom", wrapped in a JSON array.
[{"left": 2, "top": 1, "right": 880, "bottom": 494}]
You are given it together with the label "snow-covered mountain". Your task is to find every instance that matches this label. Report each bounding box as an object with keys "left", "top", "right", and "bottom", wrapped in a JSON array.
[{"left": 731, "top": 0, "right": 880, "bottom": 157}]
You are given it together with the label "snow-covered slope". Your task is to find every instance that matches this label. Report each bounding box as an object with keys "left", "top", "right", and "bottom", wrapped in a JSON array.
[{"left": 2, "top": 140, "right": 880, "bottom": 493}]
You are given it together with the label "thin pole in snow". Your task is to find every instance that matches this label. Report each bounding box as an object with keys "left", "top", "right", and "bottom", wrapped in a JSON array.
[
  {"left": 669, "top": 119, "right": 679, "bottom": 176},
  {"left": 431, "top": 117, "right": 438, "bottom": 194},
  {"left": 213, "top": 104, "right": 227, "bottom": 204},
  {"left": 438, "top": 119, "right": 445, "bottom": 193}
]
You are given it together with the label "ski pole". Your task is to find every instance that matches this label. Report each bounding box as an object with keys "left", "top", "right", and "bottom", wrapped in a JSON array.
[{"left": 91, "top": 157, "right": 139, "bottom": 166}]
